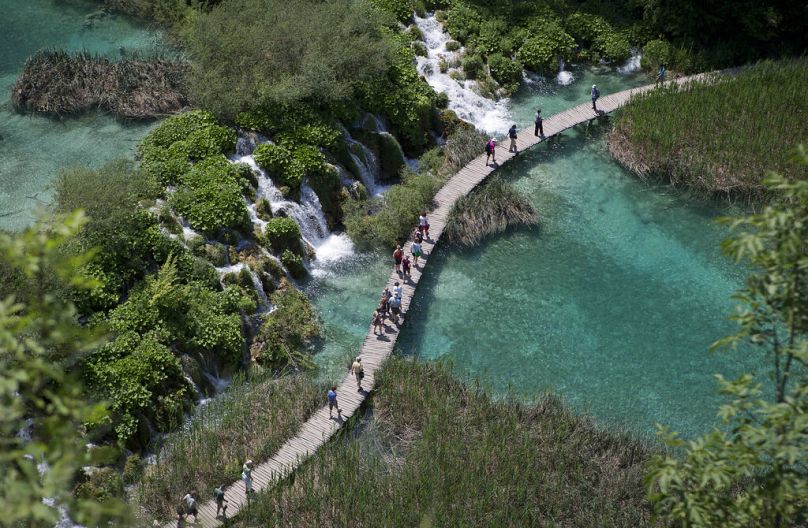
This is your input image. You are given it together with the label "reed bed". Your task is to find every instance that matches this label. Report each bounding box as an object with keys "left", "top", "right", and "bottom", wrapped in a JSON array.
[
  {"left": 608, "top": 57, "right": 807, "bottom": 201},
  {"left": 235, "top": 358, "right": 655, "bottom": 527},
  {"left": 444, "top": 176, "right": 538, "bottom": 247},
  {"left": 11, "top": 50, "right": 189, "bottom": 119},
  {"left": 133, "top": 372, "right": 323, "bottom": 522}
]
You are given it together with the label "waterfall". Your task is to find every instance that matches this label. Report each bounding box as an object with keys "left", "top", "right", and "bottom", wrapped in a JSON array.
[
  {"left": 413, "top": 13, "right": 510, "bottom": 135},
  {"left": 556, "top": 57, "right": 575, "bottom": 86},
  {"left": 617, "top": 49, "right": 642, "bottom": 74},
  {"left": 216, "top": 261, "right": 272, "bottom": 313},
  {"left": 231, "top": 152, "right": 355, "bottom": 270},
  {"left": 182, "top": 372, "right": 205, "bottom": 403}
]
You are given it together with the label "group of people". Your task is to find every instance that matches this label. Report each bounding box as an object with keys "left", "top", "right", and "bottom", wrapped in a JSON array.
[{"left": 175, "top": 481, "right": 231, "bottom": 526}]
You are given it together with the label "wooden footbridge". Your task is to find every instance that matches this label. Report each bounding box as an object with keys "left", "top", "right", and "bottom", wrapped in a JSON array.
[{"left": 163, "top": 73, "right": 709, "bottom": 527}]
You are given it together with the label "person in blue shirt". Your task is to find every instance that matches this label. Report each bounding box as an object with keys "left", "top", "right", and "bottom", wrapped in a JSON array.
[
  {"left": 656, "top": 63, "right": 667, "bottom": 86},
  {"left": 328, "top": 386, "right": 340, "bottom": 418}
]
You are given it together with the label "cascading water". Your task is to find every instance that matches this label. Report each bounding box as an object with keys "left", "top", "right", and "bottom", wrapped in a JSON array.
[
  {"left": 617, "top": 49, "right": 643, "bottom": 74},
  {"left": 413, "top": 13, "right": 510, "bottom": 135},
  {"left": 216, "top": 261, "right": 272, "bottom": 312},
  {"left": 556, "top": 57, "right": 575, "bottom": 86}
]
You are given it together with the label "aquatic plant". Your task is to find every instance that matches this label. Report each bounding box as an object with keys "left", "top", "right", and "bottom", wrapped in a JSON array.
[
  {"left": 134, "top": 372, "right": 323, "bottom": 522},
  {"left": 11, "top": 50, "right": 188, "bottom": 119},
  {"left": 239, "top": 358, "right": 654, "bottom": 526},
  {"left": 608, "top": 57, "right": 808, "bottom": 200},
  {"left": 444, "top": 176, "right": 538, "bottom": 247},
  {"left": 264, "top": 217, "right": 303, "bottom": 255}
]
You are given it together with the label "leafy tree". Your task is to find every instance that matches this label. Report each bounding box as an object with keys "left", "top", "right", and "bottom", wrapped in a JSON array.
[
  {"left": 186, "top": 0, "right": 393, "bottom": 119},
  {"left": 0, "top": 212, "right": 129, "bottom": 527},
  {"left": 647, "top": 147, "right": 808, "bottom": 526}
]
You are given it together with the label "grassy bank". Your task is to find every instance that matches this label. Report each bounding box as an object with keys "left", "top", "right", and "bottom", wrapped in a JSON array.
[
  {"left": 12, "top": 50, "right": 188, "bottom": 119},
  {"left": 444, "top": 176, "right": 538, "bottom": 247},
  {"left": 235, "top": 358, "right": 654, "bottom": 527},
  {"left": 608, "top": 58, "right": 807, "bottom": 200},
  {"left": 134, "top": 372, "right": 323, "bottom": 522}
]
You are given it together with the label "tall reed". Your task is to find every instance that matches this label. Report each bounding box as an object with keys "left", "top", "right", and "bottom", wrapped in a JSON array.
[
  {"left": 133, "top": 372, "right": 323, "bottom": 522},
  {"left": 608, "top": 57, "right": 807, "bottom": 201},
  {"left": 236, "top": 358, "right": 655, "bottom": 527}
]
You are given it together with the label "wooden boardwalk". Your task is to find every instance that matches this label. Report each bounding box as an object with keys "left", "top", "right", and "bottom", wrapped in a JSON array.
[{"left": 165, "top": 73, "right": 709, "bottom": 527}]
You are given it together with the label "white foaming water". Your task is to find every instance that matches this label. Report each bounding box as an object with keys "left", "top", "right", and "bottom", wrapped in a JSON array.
[
  {"left": 556, "top": 58, "right": 575, "bottom": 86},
  {"left": 617, "top": 49, "right": 642, "bottom": 74},
  {"left": 216, "top": 261, "right": 272, "bottom": 313},
  {"left": 232, "top": 153, "right": 356, "bottom": 271},
  {"left": 413, "top": 14, "right": 510, "bottom": 135}
]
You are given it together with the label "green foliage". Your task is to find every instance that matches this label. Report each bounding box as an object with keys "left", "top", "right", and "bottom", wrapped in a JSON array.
[
  {"left": 187, "top": 0, "right": 393, "bottom": 119},
  {"left": 344, "top": 170, "right": 437, "bottom": 249},
  {"left": 460, "top": 54, "right": 484, "bottom": 79},
  {"left": 609, "top": 58, "right": 808, "bottom": 199},
  {"left": 307, "top": 164, "right": 343, "bottom": 229},
  {"left": 516, "top": 20, "right": 575, "bottom": 73},
  {"left": 74, "top": 467, "right": 124, "bottom": 504},
  {"left": 172, "top": 156, "right": 251, "bottom": 235},
  {"left": 444, "top": 2, "right": 481, "bottom": 43},
  {"left": 472, "top": 18, "right": 512, "bottom": 55},
  {"left": 265, "top": 217, "right": 303, "bottom": 255},
  {"left": 565, "top": 13, "right": 630, "bottom": 62},
  {"left": 0, "top": 212, "right": 130, "bottom": 527},
  {"left": 241, "top": 358, "right": 654, "bottom": 526},
  {"left": 647, "top": 151, "right": 808, "bottom": 526},
  {"left": 88, "top": 257, "right": 248, "bottom": 445},
  {"left": 445, "top": 39, "right": 461, "bottom": 52},
  {"left": 488, "top": 53, "right": 523, "bottom": 89},
  {"left": 280, "top": 249, "right": 307, "bottom": 280},
  {"left": 640, "top": 39, "right": 672, "bottom": 71},
  {"left": 411, "top": 40, "right": 428, "bottom": 57},
  {"left": 253, "top": 284, "right": 319, "bottom": 370},
  {"left": 360, "top": 34, "right": 436, "bottom": 152},
  {"left": 122, "top": 454, "right": 145, "bottom": 485},
  {"left": 54, "top": 160, "right": 165, "bottom": 312},
  {"left": 369, "top": 0, "right": 414, "bottom": 23}
]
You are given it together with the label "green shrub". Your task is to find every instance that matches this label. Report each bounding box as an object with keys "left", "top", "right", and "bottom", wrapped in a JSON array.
[
  {"left": 461, "top": 54, "right": 484, "bottom": 79},
  {"left": 640, "top": 39, "right": 672, "bottom": 71},
  {"left": 564, "top": 13, "right": 630, "bottom": 62},
  {"left": 445, "top": 40, "right": 461, "bottom": 51},
  {"left": 412, "top": 41, "right": 428, "bottom": 57},
  {"left": 516, "top": 20, "right": 575, "bottom": 73},
  {"left": 369, "top": 0, "right": 414, "bottom": 23},
  {"left": 445, "top": 2, "right": 481, "bottom": 43},
  {"left": 253, "top": 283, "right": 319, "bottom": 369},
  {"left": 254, "top": 143, "right": 298, "bottom": 188},
  {"left": 472, "top": 18, "right": 510, "bottom": 55},
  {"left": 74, "top": 468, "right": 124, "bottom": 504},
  {"left": 307, "top": 165, "right": 343, "bottom": 228},
  {"left": 139, "top": 110, "right": 217, "bottom": 153},
  {"left": 172, "top": 156, "right": 250, "bottom": 235},
  {"left": 122, "top": 454, "right": 145, "bottom": 485},
  {"left": 488, "top": 53, "right": 523, "bottom": 88},
  {"left": 265, "top": 217, "right": 303, "bottom": 255},
  {"left": 280, "top": 249, "right": 307, "bottom": 280}
]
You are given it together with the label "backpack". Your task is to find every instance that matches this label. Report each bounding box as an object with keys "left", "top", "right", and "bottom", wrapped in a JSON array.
[{"left": 485, "top": 141, "right": 492, "bottom": 154}]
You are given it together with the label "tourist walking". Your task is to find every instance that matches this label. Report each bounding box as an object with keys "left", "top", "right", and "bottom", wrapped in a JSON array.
[
  {"left": 242, "top": 459, "right": 254, "bottom": 498},
  {"left": 656, "top": 63, "right": 666, "bottom": 86},
  {"left": 393, "top": 281, "right": 403, "bottom": 300},
  {"left": 411, "top": 239, "right": 423, "bottom": 265},
  {"left": 389, "top": 294, "right": 402, "bottom": 324},
  {"left": 418, "top": 212, "right": 430, "bottom": 239},
  {"left": 372, "top": 310, "right": 384, "bottom": 335},
  {"left": 351, "top": 357, "right": 364, "bottom": 391},
  {"left": 393, "top": 245, "right": 404, "bottom": 273},
  {"left": 327, "top": 385, "right": 340, "bottom": 418},
  {"left": 591, "top": 84, "right": 600, "bottom": 112},
  {"left": 485, "top": 138, "right": 497, "bottom": 165},
  {"left": 534, "top": 109, "right": 544, "bottom": 137},
  {"left": 402, "top": 255, "right": 411, "bottom": 277},
  {"left": 213, "top": 484, "right": 228, "bottom": 518},
  {"left": 181, "top": 492, "right": 198, "bottom": 523},
  {"left": 414, "top": 229, "right": 423, "bottom": 244},
  {"left": 175, "top": 513, "right": 185, "bottom": 528},
  {"left": 508, "top": 124, "right": 518, "bottom": 154}
]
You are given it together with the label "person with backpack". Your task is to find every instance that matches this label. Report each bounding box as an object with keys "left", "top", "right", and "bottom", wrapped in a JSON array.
[
  {"left": 181, "top": 492, "right": 198, "bottom": 522},
  {"left": 393, "top": 281, "right": 403, "bottom": 300},
  {"left": 372, "top": 310, "right": 384, "bottom": 335},
  {"left": 534, "top": 109, "right": 544, "bottom": 137},
  {"left": 393, "top": 245, "right": 404, "bottom": 274},
  {"left": 388, "top": 294, "right": 402, "bottom": 325},
  {"left": 485, "top": 138, "right": 497, "bottom": 165},
  {"left": 213, "top": 485, "right": 228, "bottom": 518},
  {"left": 411, "top": 239, "right": 423, "bottom": 266},
  {"left": 591, "top": 84, "right": 600, "bottom": 112},
  {"left": 656, "top": 64, "right": 667, "bottom": 86},
  {"left": 402, "top": 255, "right": 411, "bottom": 278},
  {"left": 507, "top": 124, "right": 519, "bottom": 154},
  {"left": 327, "top": 386, "right": 340, "bottom": 418},
  {"left": 418, "top": 212, "right": 430, "bottom": 239},
  {"left": 351, "top": 357, "right": 364, "bottom": 391}
]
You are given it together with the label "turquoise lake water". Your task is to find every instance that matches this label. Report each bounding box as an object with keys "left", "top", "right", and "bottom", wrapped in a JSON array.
[
  {"left": 0, "top": 0, "right": 164, "bottom": 230},
  {"left": 307, "top": 63, "right": 756, "bottom": 437}
]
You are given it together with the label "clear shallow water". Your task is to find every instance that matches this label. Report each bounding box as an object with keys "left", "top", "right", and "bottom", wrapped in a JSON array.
[
  {"left": 0, "top": 0, "right": 165, "bottom": 229},
  {"left": 308, "top": 62, "right": 754, "bottom": 437}
]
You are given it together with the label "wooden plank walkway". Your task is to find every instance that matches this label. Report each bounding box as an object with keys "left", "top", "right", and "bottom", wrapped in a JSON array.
[{"left": 163, "top": 73, "right": 710, "bottom": 527}]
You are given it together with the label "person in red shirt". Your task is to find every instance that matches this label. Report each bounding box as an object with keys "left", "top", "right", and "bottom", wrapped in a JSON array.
[{"left": 393, "top": 244, "right": 404, "bottom": 273}]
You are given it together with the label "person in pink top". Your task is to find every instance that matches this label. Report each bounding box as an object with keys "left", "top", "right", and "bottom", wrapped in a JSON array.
[{"left": 485, "top": 138, "right": 497, "bottom": 166}]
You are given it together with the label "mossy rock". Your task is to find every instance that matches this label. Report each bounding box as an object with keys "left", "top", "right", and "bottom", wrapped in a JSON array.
[
  {"left": 356, "top": 113, "right": 382, "bottom": 133},
  {"left": 375, "top": 132, "right": 406, "bottom": 181},
  {"left": 281, "top": 249, "right": 307, "bottom": 279},
  {"left": 180, "top": 354, "right": 205, "bottom": 394},
  {"left": 194, "top": 242, "right": 228, "bottom": 267},
  {"left": 256, "top": 198, "right": 273, "bottom": 221}
]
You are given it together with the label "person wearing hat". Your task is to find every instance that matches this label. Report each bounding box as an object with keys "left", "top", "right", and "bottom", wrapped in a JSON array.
[
  {"left": 485, "top": 137, "right": 497, "bottom": 165},
  {"left": 591, "top": 84, "right": 600, "bottom": 112},
  {"left": 351, "top": 356, "right": 364, "bottom": 391},
  {"left": 242, "top": 459, "right": 254, "bottom": 497}
]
